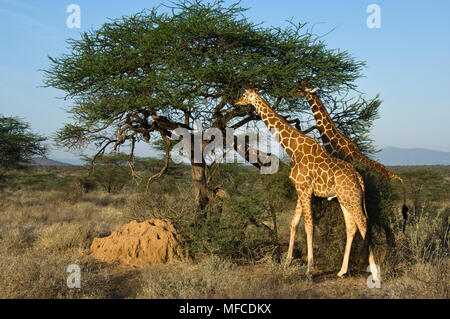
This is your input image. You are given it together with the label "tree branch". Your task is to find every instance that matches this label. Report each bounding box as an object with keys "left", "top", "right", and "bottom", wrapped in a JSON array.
[
  {"left": 230, "top": 114, "right": 260, "bottom": 130},
  {"left": 128, "top": 136, "right": 142, "bottom": 185},
  {"left": 303, "top": 125, "right": 318, "bottom": 135},
  {"left": 231, "top": 135, "right": 280, "bottom": 170},
  {"left": 87, "top": 138, "right": 117, "bottom": 174},
  {"left": 145, "top": 130, "right": 171, "bottom": 192}
]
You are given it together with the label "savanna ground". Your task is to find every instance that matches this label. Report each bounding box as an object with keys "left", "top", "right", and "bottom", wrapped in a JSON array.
[{"left": 0, "top": 160, "right": 448, "bottom": 299}]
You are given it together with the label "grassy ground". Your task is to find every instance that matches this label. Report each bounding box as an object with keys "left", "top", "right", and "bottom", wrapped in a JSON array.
[{"left": 0, "top": 164, "right": 448, "bottom": 298}]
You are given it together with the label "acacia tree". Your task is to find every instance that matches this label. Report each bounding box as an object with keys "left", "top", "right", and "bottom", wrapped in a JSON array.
[
  {"left": 43, "top": 1, "right": 380, "bottom": 211},
  {"left": 82, "top": 153, "right": 131, "bottom": 193},
  {"left": 0, "top": 115, "right": 47, "bottom": 169}
]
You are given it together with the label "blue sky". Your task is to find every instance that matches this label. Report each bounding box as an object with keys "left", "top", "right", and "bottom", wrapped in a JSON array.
[{"left": 0, "top": 0, "right": 449, "bottom": 162}]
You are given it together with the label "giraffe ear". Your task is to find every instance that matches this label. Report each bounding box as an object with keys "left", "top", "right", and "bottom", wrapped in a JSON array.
[{"left": 305, "top": 87, "right": 317, "bottom": 94}]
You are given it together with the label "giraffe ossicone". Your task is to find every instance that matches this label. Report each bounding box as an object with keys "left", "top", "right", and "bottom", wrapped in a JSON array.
[{"left": 235, "top": 87, "right": 380, "bottom": 281}]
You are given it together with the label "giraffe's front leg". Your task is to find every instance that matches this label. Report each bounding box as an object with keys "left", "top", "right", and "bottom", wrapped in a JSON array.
[{"left": 285, "top": 199, "right": 303, "bottom": 267}]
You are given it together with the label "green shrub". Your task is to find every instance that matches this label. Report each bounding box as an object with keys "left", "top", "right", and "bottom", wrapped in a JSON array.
[{"left": 0, "top": 168, "right": 75, "bottom": 191}]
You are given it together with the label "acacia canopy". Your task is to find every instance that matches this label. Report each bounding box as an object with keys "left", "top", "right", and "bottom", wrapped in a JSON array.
[{"left": 43, "top": 1, "right": 380, "bottom": 206}]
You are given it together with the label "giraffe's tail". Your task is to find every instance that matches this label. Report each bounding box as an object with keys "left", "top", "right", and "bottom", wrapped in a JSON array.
[
  {"left": 390, "top": 174, "right": 408, "bottom": 233},
  {"left": 355, "top": 171, "right": 368, "bottom": 219}
]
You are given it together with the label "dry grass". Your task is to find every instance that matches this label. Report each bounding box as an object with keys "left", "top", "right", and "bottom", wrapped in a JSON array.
[
  {"left": 135, "top": 255, "right": 393, "bottom": 298},
  {"left": 0, "top": 189, "right": 128, "bottom": 298},
  {"left": 134, "top": 205, "right": 448, "bottom": 299},
  {"left": 0, "top": 169, "right": 448, "bottom": 299}
]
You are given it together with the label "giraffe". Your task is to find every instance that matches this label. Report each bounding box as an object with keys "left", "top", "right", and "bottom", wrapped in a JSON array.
[
  {"left": 235, "top": 87, "right": 380, "bottom": 280},
  {"left": 296, "top": 79, "right": 408, "bottom": 232}
]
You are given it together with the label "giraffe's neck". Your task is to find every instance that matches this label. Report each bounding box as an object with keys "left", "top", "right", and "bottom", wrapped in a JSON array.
[
  {"left": 305, "top": 93, "right": 341, "bottom": 154},
  {"left": 306, "top": 94, "right": 403, "bottom": 184},
  {"left": 250, "top": 94, "right": 307, "bottom": 159},
  {"left": 306, "top": 94, "right": 337, "bottom": 137}
]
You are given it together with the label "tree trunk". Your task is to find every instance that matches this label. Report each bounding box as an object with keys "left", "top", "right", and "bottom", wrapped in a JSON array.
[
  {"left": 189, "top": 132, "right": 219, "bottom": 214},
  {"left": 191, "top": 162, "right": 213, "bottom": 211},
  {"left": 191, "top": 161, "right": 223, "bottom": 227}
]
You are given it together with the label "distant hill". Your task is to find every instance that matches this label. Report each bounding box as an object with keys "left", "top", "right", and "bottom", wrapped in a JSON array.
[
  {"left": 28, "top": 148, "right": 450, "bottom": 167},
  {"left": 373, "top": 147, "right": 450, "bottom": 166},
  {"left": 28, "top": 157, "right": 72, "bottom": 167}
]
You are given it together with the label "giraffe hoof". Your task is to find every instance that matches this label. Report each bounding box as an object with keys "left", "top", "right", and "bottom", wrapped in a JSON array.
[
  {"left": 337, "top": 272, "right": 348, "bottom": 278},
  {"left": 284, "top": 258, "right": 292, "bottom": 268},
  {"left": 305, "top": 272, "right": 313, "bottom": 280}
]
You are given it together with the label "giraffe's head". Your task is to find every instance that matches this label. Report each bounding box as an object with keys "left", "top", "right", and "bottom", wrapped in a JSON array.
[
  {"left": 234, "top": 87, "right": 259, "bottom": 106},
  {"left": 296, "top": 79, "right": 317, "bottom": 98}
]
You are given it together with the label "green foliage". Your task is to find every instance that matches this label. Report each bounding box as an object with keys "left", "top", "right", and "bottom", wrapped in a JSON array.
[
  {"left": 323, "top": 95, "right": 382, "bottom": 154},
  {"left": 84, "top": 153, "right": 131, "bottom": 193},
  {"left": 363, "top": 171, "right": 398, "bottom": 232},
  {"left": 160, "top": 164, "right": 270, "bottom": 258},
  {"left": 151, "top": 137, "right": 178, "bottom": 154},
  {"left": 0, "top": 169, "right": 74, "bottom": 191},
  {"left": 212, "top": 163, "right": 260, "bottom": 193},
  {"left": 187, "top": 193, "right": 270, "bottom": 259},
  {"left": 0, "top": 115, "right": 47, "bottom": 169},
  {"left": 261, "top": 163, "right": 297, "bottom": 210},
  {"left": 43, "top": 0, "right": 377, "bottom": 156},
  {"left": 395, "top": 167, "right": 450, "bottom": 202}
]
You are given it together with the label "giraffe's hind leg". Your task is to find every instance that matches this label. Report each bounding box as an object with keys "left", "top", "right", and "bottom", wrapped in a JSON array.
[
  {"left": 341, "top": 196, "right": 380, "bottom": 282},
  {"left": 337, "top": 204, "right": 357, "bottom": 278}
]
